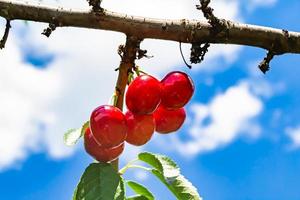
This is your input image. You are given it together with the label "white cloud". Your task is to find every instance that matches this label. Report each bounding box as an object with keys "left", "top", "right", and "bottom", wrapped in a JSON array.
[
  {"left": 30, "top": 0, "right": 243, "bottom": 75},
  {"left": 121, "top": 145, "right": 144, "bottom": 163},
  {"left": 104, "top": 0, "right": 242, "bottom": 21},
  {"left": 0, "top": 34, "right": 62, "bottom": 169},
  {"left": 164, "top": 82, "right": 263, "bottom": 156},
  {"left": 0, "top": 0, "right": 247, "bottom": 170},
  {"left": 104, "top": 0, "right": 243, "bottom": 75},
  {"left": 134, "top": 170, "right": 149, "bottom": 181},
  {"left": 247, "top": 0, "right": 277, "bottom": 11},
  {"left": 246, "top": 59, "right": 286, "bottom": 98},
  {"left": 286, "top": 127, "right": 300, "bottom": 150}
]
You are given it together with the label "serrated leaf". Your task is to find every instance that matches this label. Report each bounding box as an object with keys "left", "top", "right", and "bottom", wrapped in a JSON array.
[
  {"left": 64, "top": 121, "right": 89, "bottom": 146},
  {"left": 126, "top": 195, "right": 149, "bottom": 200},
  {"left": 127, "top": 181, "right": 154, "bottom": 200},
  {"left": 138, "top": 152, "right": 179, "bottom": 180},
  {"left": 152, "top": 169, "right": 201, "bottom": 200},
  {"left": 138, "top": 152, "right": 201, "bottom": 200},
  {"left": 73, "top": 162, "right": 121, "bottom": 200},
  {"left": 114, "top": 177, "right": 125, "bottom": 200}
]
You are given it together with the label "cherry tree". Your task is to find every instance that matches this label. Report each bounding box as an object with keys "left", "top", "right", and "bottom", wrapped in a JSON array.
[{"left": 1, "top": 0, "right": 299, "bottom": 199}]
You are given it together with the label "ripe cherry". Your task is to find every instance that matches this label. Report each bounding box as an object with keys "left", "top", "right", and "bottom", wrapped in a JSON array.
[
  {"left": 161, "top": 71, "right": 194, "bottom": 109},
  {"left": 84, "top": 127, "right": 124, "bottom": 162},
  {"left": 125, "top": 111, "right": 155, "bottom": 146},
  {"left": 90, "top": 105, "right": 127, "bottom": 148},
  {"left": 126, "top": 75, "right": 161, "bottom": 114},
  {"left": 153, "top": 105, "right": 186, "bottom": 134}
]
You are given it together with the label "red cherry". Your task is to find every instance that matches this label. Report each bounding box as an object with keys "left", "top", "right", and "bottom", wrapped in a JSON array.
[
  {"left": 84, "top": 127, "right": 124, "bottom": 162},
  {"left": 90, "top": 105, "right": 127, "bottom": 148},
  {"left": 125, "top": 111, "right": 155, "bottom": 146},
  {"left": 161, "top": 71, "right": 194, "bottom": 109},
  {"left": 153, "top": 105, "right": 186, "bottom": 134},
  {"left": 126, "top": 75, "right": 161, "bottom": 114}
]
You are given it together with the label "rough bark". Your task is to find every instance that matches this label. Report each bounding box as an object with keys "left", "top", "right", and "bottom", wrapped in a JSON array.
[{"left": 0, "top": 0, "right": 300, "bottom": 54}]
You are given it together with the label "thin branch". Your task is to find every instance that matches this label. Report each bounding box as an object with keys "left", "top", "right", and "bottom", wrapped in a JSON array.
[
  {"left": 0, "top": 19, "right": 10, "bottom": 49},
  {"left": 197, "top": 0, "right": 222, "bottom": 31},
  {"left": 179, "top": 42, "right": 192, "bottom": 69},
  {"left": 114, "top": 35, "right": 142, "bottom": 109},
  {"left": 111, "top": 35, "right": 142, "bottom": 170},
  {"left": 87, "top": 0, "right": 103, "bottom": 12},
  {"left": 192, "top": 0, "right": 225, "bottom": 66},
  {"left": 258, "top": 51, "right": 275, "bottom": 74},
  {"left": 190, "top": 42, "right": 210, "bottom": 64},
  {"left": 42, "top": 22, "right": 57, "bottom": 37},
  {"left": 0, "top": 1, "right": 300, "bottom": 54},
  {"left": 137, "top": 49, "right": 152, "bottom": 60}
]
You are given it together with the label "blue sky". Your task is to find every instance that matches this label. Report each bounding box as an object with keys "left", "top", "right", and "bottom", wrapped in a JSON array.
[{"left": 1, "top": 0, "right": 300, "bottom": 200}]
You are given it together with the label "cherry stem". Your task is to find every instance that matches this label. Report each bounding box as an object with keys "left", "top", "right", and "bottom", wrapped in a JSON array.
[
  {"left": 134, "top": 66, "right": 141, "bottom": 76},
  {"left": 138, "top": 69, "right": 148, "bottom": 75},
  {"left": 119, "top": 164, "right": 151, "bottom": 175},
  {"left": 111, "top": 35, "right": 143, "bottom": 171},
  {"left": 119, "top": 158, "right": 139, "bottom": 174},
  {"left": 111, "top": 91, "right": 119, "bottom": 106}
]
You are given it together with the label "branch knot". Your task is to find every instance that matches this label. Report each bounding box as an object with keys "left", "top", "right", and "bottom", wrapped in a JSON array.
[
  {"left": 42, "top": 21, "right": 58, "bottom": 37},
  {"left": 87, "top": 0, "right": 103, "bottom": 12},
  {"left": 190, "top": 42, "right": 210, "bottom": 64},
  {"left": 197, "top": 0, "right": 226, "bottom": 35},
  {"left": 258, "top": 51, "right": 275, "bottom": 74}
]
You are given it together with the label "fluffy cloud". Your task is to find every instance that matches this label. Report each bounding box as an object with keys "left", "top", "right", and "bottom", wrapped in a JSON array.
[
  {"left": 164, "top": 82, "right": 263, "bottom": 156},
  {"left": 286, "top": 127, "right": 300, "bottom": 150},
  {"left": 247, "top": 0, "right": 278, "bottom": 11},
  {"left": 0, "top": 0, "right": 243, "bottom": 170},
  {"left": 0, "top": 34, "right": 62, "bottom": 169},
  {"left": 246, "top": 59, "right": 286, "bottom": 98}
]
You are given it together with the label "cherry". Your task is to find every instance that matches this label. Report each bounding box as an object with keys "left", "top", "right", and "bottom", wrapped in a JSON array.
[
  {"left": 161, "top": 71, "right": 194, "bottom": 109},
  {"left": 126, "top": 75, "right": 161, "bottom": 114},
  {"left": 90, "top": 105, "right": 127, "bottom": 148},
  {"left": 84, "top": 127, "right": 124, "bottom": 162},
  {"left": 153, "top": 105, "right": 186, "bottom": 134},
  {"left": 125, "top": 111, "right": 155, "bottom": 146}
]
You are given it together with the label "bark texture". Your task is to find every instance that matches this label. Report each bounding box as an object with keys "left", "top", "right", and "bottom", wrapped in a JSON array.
[{"left": 0, "top": 0, "right": 300, "bottom": 53}]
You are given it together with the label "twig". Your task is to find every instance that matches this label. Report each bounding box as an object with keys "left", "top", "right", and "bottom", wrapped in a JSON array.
[
  {"left": 87, "top": 0, "right": 103, "bottom": 12},
  {"left": 197, "top": 0, "right": 222, "bottom": 30},
  {"left": 111, "top": 35, "right": 142, "bottom": 170},
  {"left": 137, "top": 49, "right": 152, "bottom": 59},
  {"left": 179, "top": 42, "right": 192, "bottom": 69},
  {"left": 190, "top": 42, "right": 210, "bottom": 64},
  {"left": 258, "top": 51, "right": 275, "bottom": 74},
  {"left": 0, "top": 19, "right": 11, "bottom": 49},
  {"left": 191, "top": 0, "right": 224, "bottom": 66},
  {"left": 42, "top": 22, "right": 57, "bottom": 37}
]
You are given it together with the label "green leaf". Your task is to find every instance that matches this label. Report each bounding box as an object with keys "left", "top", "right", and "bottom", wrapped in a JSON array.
[
  {"left": 73, "top": 162, "right": 121, "bottom": 200},
  {"left": 64, "top": 121, "right": 89, "bottom": 146},
  {"left": 126, "top": 195, "right": 149, "bottom": 200},
  {"left": 138, "top": 152, "right": 179, "bottom": 180},
  {"left": 127, "top": 181, "right": 154, "bottom": 200},
  {"left": 114, "top": 177, "right": 126, "bottom": 200},
  {"left": 138, "top": 152, "right": 201, "bottom": 200}
]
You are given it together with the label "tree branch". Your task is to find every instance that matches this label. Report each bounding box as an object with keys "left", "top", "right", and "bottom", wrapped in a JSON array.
[
  {"left": 0, "top": 0, "right": 300, "bottom": 54},
  {"left": 111, "top": 36, "right": 142, "bottom": 170}
]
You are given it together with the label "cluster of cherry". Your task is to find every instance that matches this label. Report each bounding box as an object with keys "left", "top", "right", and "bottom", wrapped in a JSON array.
[{"left": 84, "top": 71, "right": 194, "bottom": 162}]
